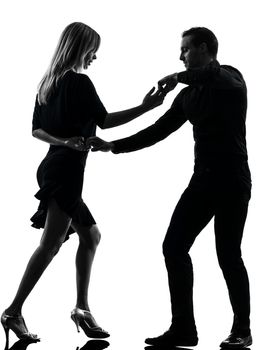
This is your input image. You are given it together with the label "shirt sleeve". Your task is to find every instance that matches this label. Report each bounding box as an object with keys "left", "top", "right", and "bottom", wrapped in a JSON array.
[
  {"left": 77, "top": 74, "right": 107, "bottom": 128},
  {"left": 32, "top": 95, "right": 41, "bottom": 131},
  {"left": 112, "top": 91, "right": 187, "bottom": 154},
  {"left": 177, "top": 61, "right": 245, "bottom": 90}
]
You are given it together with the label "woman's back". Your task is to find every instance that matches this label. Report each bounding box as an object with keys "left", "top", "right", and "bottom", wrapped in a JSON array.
[{"left": 33, "top": 71, "right": 107, "bottom": 139}]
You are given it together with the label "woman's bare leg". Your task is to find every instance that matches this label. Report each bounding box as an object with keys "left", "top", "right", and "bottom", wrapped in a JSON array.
[
  {"left": 5, "top": 199, "right": 72, "bottom": 315},
  {"left": 71, "top": 223, "right": 101, "bottom": 310}
]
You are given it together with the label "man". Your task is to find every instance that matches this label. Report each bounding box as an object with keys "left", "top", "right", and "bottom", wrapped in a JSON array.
[{"left": 88, "top": 27, "right": 252, "bottom": 348}]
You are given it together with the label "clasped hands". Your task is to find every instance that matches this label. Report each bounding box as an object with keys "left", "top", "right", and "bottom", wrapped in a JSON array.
[
  {"left": 66, "top": 73, "right": 178, "bottom": 152},
  {"left": 142, "top": 72, "right": 178, "bottom": 109},
  {"left": 64, "top": 135, "right": 113, "bottom": 152}
]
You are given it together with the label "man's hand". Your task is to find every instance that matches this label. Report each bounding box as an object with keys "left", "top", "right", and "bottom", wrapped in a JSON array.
[
  {"left": 64, "top": 136, "right": 89, "bottom": 151},
  {"left": 142, "top": 87, "right": 166, "bottom": 110},
  {"left": 158, "top": 73, "right": 178, "bottom": 94},
  {"left": 87, "top": 137, "right": 114, "bottom": 152}
]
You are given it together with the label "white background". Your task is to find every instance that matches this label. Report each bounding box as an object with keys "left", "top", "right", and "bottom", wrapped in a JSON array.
[{"left": 0, "top": 1, "right": 261, "bottom": 349}]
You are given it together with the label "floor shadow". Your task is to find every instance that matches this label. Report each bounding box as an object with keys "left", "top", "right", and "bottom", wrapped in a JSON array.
[
  {"left": 145, "top": 346, "right": 251, "bottom": 350},
  {"left": 144, "top": 346, "right": 192, "bottom": 350},
  {"left": 7, "top": 339, "right": 40, "bottom": 350},
  {"left": 76, "top": 339, "right": 110, "bottom": 350}
]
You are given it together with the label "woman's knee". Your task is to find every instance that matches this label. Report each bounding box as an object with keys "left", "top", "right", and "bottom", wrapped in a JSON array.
[
  {"left": 39, "top": 238, "right": 63, "bottom": 258},
  {"left": 89, "top": 225, "right": 101, "bottom": 246},
  {"left": 78, "top": 224, "right": 101, "bottom": 249}
]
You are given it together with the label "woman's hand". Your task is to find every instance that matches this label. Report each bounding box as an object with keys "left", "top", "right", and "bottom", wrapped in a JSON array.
[
  {"left": 86, "top": 137, "right": 114, "bottom": 152},
  {"left": 142, "top": 87, "right": 166, "bottom": 110},
  {"left": 64, "top": 136, "right": 90, "bottom": 151}
]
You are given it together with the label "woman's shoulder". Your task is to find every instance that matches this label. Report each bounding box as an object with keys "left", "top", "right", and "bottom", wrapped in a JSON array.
[
  {"left": 66, "top": 70, "right": 94, "bottom": 87},
  {"left": 56, "top": 71, "right": 95, "bottom": 97}
]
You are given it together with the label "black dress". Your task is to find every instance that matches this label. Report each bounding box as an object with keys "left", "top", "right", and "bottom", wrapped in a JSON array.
[{"left": 30, "top": 70, "right": 107, "bottom": 239}]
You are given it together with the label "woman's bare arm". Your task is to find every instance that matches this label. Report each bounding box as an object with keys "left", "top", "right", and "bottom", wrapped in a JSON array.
[
  {"left": 32, "top": 128, "right": 88, "bottom": 151},
  {"left": 102, "top": 87, "right": 167, "bottom": 129}
]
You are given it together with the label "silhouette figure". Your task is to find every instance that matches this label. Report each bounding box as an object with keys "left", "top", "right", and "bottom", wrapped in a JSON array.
[
  {"left": 88, "top": 27, "right": 252, "bottom": 349},
  {"left": 1, "top": 22, "right": 165, "bottom": 347}
]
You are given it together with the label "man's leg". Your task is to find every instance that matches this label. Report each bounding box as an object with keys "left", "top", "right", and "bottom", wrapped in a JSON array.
[
  {"left": 162, "top": 186, "right": 214, "bottom": 334},
  {"left": 214, "top": 194, "right": 251, "bottom": 336},
  {"left": 146, "top": 186, "right": 215, "bottom": 346}
]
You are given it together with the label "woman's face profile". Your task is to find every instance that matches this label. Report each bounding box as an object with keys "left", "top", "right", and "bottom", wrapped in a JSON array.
[
  {"left": 82, "top": 50, "right": 97, "bottom": 69},
  {"left": 82, "top": 40, "right": 99, "bottom": 70}
]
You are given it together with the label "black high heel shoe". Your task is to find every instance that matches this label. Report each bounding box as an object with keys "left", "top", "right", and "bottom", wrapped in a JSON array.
[
  {"left": 1, "top": 311, "right": 40, "bottom": 350},
  {"left": 71, "top": 308, "right": 109, "bottom": 339}
]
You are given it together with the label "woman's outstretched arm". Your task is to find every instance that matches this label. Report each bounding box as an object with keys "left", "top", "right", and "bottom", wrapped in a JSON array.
[{"left": 102, "top": 86, "right": 168, "bottom": 129}]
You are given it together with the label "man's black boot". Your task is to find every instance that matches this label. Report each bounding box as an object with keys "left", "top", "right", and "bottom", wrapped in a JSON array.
[
  {"left": 145, "top": 328, "right": 198, "bottom": 347},
  {"left": 220, "top": 333, "right": 252, "bottom": 348}
]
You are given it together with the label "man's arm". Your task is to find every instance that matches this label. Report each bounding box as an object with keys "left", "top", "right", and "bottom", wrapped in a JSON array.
[
  {"left": 89, "top": 92, "right": 187, "bottom": 153},
  {"left": 111, "top": 109, "right": 186, "bottom": 153},
  {"left": 158, "top": 61, "right": 245, "bottom": 90}
]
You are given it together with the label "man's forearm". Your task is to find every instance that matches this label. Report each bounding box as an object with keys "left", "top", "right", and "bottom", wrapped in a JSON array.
[
  {"left": 111, "top": 124, "right": 168, "bottom": 153},
  {"left": 111, "top": 110, "right": 186, "bottom": 154}
]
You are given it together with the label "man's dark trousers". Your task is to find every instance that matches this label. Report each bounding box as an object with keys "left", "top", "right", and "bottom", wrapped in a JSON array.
[{"left": 162, "top": 160, "right": 251, "bottom": 336}]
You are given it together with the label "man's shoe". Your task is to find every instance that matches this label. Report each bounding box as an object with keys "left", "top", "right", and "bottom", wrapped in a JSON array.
[
  {"left": 145, "top": 329, "right": 198, "bottom": 347},
  {"left": 220, "top": 333, "right": 252, "bottom": 348}
]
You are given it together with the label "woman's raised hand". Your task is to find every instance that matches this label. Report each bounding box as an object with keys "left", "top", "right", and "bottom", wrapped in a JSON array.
[
  {"left": 142, "top": 87, "right": 167, "bottom": 110},
  {"left": 64, "top": 136, "right": 90, "bottom": 151}
]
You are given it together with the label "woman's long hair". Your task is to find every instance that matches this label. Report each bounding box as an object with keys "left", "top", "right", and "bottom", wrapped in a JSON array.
[{"left": 38, "top": 22, "right": 100, "bottom": 105}]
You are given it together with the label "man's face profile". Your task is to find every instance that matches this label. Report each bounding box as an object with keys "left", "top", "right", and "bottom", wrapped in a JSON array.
[{"left": 180, "top": 35, "right": 207, "bottom": 70}]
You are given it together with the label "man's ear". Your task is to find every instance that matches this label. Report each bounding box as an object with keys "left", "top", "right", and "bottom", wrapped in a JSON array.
[{"left": 199, "top": 42, "right": 208, "bottom": 53}]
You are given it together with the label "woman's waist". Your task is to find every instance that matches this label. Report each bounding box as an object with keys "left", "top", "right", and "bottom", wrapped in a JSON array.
[
  {"left": 48, "top": 145, "right": 88, "bottom": 156},
  {"left": 44, "top": 145, "right": 88, "bottom": 165}
]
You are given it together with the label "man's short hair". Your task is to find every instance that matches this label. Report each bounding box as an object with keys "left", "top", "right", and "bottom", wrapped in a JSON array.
[{"left": 182, "top": 27, "right": 218, "bottom": 58}]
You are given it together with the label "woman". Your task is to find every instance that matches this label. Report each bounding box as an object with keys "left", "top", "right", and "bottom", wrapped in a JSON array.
[{"left": 1, "top": 22, "right": 165, "bottom": 345}]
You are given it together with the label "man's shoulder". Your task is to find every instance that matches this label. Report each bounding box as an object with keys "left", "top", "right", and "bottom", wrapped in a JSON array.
[
  {"left": 209, "top": 62, "right": 245, "bottom": 89},
  {"left": 220, "top": 64, "right": 244, "bottom": 79}
]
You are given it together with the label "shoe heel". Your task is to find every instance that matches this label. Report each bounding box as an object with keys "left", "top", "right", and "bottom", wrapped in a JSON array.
[{"left": 71, "top": 314, "right": 80, "bottom": 333}]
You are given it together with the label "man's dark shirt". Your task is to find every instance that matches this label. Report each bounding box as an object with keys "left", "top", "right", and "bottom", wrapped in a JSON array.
[{"left": 112, "top": 60, "right": 251, "bottom": 194}]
